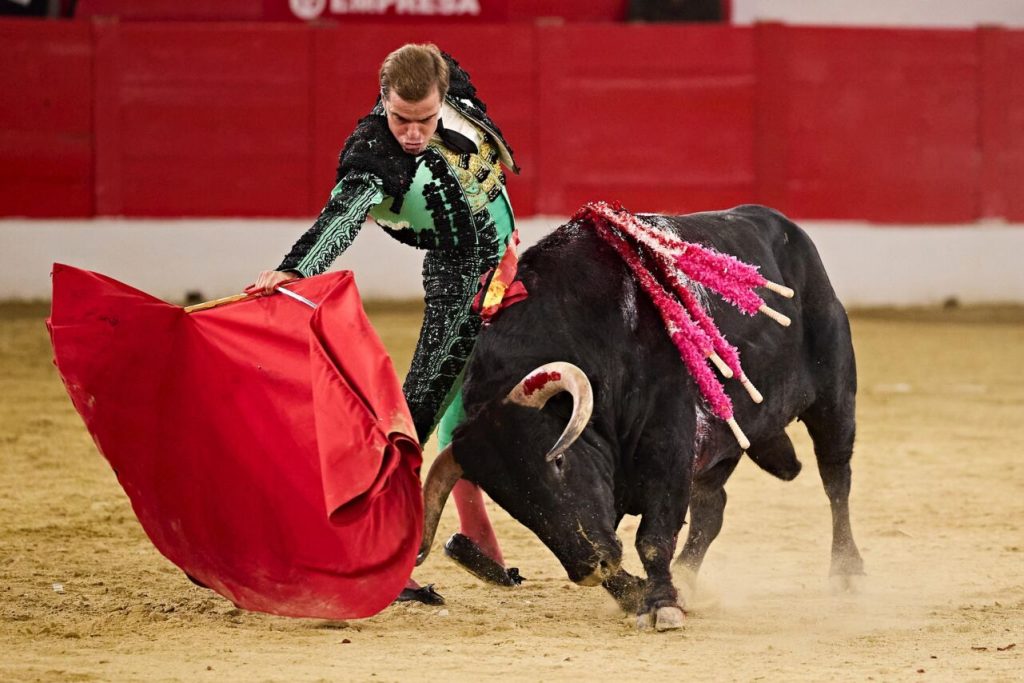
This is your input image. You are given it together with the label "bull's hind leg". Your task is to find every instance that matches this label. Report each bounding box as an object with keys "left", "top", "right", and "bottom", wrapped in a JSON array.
[
  {"left": 801, "top": 397, "right": 865, "bottom": 592},
  {"left": 674, "top": 457, "right": 739, "bottom": 588}
]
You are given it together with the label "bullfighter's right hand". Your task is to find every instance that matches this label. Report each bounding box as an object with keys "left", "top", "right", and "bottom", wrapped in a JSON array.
[{"left": 246, "top": 270, "right": 299, "bottom": 295}]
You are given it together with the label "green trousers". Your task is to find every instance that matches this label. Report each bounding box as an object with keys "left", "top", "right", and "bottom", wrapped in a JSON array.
[{"left": 433, "top": 195, "right": 514, "bottom": 449}]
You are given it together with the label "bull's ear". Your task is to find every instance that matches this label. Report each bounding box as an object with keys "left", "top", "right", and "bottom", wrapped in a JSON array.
[
  {"left": 460, "top": 397, "right": 501, "bottom": 427},
  {"left": 450, "top": 402, "right": 500, "bottom": 447}
]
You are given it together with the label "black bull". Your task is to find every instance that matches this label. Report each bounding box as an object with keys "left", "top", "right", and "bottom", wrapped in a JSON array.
[{"left": 419, "top": 205, "right": 865, "bottom": 630}]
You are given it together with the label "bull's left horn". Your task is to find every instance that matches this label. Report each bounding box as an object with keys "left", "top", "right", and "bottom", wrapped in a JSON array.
[
  {"left": 417, "top": 444, "right": 463, "bottom": 565},
  {"left": 505, "top": 362, "right": 594, "bottom": 462}
]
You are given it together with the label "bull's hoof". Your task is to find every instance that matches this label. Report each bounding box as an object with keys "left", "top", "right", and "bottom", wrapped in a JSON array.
[
  {"left": 830, "top": 573, "right": 866, "bottom": 595},
  {"left": 444, "top": 533, "right": 524, "bottom": 587},
  {"left": 636, "top": 605, "right": 685, "bottom": 632}
]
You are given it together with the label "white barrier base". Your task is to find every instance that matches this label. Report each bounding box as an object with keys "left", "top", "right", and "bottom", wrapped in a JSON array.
[{"left": 2, "top": 217, "right": 1022, "bottom": 307}]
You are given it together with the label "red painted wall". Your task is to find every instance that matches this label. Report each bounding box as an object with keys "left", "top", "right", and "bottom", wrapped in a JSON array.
[
  {"left": 93, "top": 21, "right": 314, "bottom": 216},
  {"left": 0, "top": 20, "right": 93, "bottom": 217},
  {"left": 77, "top": 1, "right": 264, "bottom": 21},
  {"left": 2, "top": 19, "right": 1022, "bottom": 222},
  {"left": 758, "top": 25, "right": 982, "bottom": 223},
  {"left": 76, "top": 0, "right": 628, "bottom": 23},
  {"left": 537, "top": 24, "right": 756, "bottom": 215},
  {"left": 979, "top": 27, "right": 1024, "bottom": 220}
]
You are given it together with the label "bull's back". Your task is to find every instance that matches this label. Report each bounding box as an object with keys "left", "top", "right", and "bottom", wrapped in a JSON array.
[
  {"left": 656, "top": 205, "right": 854, "bottom": 431},
  {"left": 654, "top": 205, "right": 833, "bottom": 302},
  {"left": 470, "top": 205, "right": 852, "bottom": 437}
]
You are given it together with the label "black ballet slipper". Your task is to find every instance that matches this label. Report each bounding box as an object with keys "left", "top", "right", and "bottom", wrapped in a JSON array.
[
  {"left": 394, "top": 583, "right": 446, "bottom": 606},
  {"left": 444, "top": 533, "right": 524, "bottom": 587}
]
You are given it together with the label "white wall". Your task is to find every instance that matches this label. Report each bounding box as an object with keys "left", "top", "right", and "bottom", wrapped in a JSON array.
[
  {"left": 3, "top": 218, "right": 1023, "bottom": 307},
  {"left": 732, "top": 0, "right": 1024, "bottom": 28}
]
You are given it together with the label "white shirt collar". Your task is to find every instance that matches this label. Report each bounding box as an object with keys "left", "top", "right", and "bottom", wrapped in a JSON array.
[{"left": 438, "top": 102, "right": 481, "bottom": 146}]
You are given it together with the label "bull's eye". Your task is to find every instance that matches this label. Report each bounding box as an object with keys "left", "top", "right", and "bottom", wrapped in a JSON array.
[{"left": 552, "top": 453, "right": 565, "bottom": 471}]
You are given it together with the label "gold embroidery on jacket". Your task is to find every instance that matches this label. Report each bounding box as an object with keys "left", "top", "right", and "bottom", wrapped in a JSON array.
[{"left": 430, "top": 135, "right": 507, "bottom": 214}]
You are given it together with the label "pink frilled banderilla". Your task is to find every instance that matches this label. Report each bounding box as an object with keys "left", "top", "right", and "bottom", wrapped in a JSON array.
[{"left": 572, "top": 201, "right": 796, "bottom": 449}]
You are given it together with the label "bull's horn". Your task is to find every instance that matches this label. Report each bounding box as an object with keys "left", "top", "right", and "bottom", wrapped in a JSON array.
[
  {"left": 417, "top": 444, "right": 463, "bottom": 566},
  {"left": 505, "top": 362, "right": 594, "bottom": 462}
]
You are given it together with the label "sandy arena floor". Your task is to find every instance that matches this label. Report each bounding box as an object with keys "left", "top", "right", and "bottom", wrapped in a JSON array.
[{"left": 1, "top": 301, "right": 1022, "bottom": 682}]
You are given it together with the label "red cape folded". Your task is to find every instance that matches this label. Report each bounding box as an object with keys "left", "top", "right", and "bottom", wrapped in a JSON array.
[{"left": 48, "top": 264, "right": 422, "bottom": 619}]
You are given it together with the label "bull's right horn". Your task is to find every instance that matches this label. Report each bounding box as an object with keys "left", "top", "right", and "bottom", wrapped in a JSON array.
[
  {"left": 417, "top": 444, "right": 463, "bottom": 565},
  {"left": 505, "top": 362, "right": 594, "bottom": 462}
]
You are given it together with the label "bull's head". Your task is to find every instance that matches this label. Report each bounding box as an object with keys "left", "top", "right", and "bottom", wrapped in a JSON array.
[{"left": 419, "top": 362, "right": 622, "bottom": 586}]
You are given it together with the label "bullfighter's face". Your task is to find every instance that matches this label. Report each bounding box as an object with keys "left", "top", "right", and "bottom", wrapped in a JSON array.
[{"left": 383, "top": 87, "right": 441, "bottom": 156}]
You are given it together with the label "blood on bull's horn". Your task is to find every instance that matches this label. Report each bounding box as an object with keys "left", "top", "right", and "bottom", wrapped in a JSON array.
[
  {"left": 505, "top": 362, "right": 594, "bottom": 462},
  {"left": 417, "top": 444, "right": 463, "bottom": 565}
]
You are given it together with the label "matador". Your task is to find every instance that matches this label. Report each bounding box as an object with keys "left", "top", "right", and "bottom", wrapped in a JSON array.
[{"left": 250, "top": 43, "right": 522, "bottom": 603}]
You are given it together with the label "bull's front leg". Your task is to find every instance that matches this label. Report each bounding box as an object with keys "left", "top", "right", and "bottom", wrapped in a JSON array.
[
  {"left": 602, "top": 569, "right": 645, "bottom": 613},
  {"left": 634, "top": 514, "right": 686, "bottom": 631},
  {"left": 675, "top": 456, "right": 740, "bottom": 584}
]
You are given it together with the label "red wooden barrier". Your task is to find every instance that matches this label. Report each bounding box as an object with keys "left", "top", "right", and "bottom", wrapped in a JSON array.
[
  {"left": 757, "top": 25, "right": 980, "bottom": 223},
  {"left": 2, "top": 19, "right": 1023, "bottom": 222},
  {"left": 507, "top": 0, "right": 626, "bottom": 22},
  {"left": 537, "top": 24, "right": 756, "bottom": 215},
  {"left": 76, "top": 0, "right": 628, "bottom": 23},
  {"left": 0, "top": 20, "right": 93, "bottom": 217},
  {"left": 93, "top": 21, "right": 313, "bottom": 216},
  {"left": 980, "top": 27, "right": 1024, "bottom": 221},
  {"left": 78, "top": 1, "right": 263, "bottom": 21}
]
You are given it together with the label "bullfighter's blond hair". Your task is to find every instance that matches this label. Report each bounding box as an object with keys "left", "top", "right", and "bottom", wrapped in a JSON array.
[{"left": 379, "top": 43, "right": 450, "bottom": 102}]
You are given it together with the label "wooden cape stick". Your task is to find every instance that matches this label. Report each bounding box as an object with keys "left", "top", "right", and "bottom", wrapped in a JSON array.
[
  {"left": 183, "top": 287, "right": 316, "bottom": 314},
  {"left": 184, "top": 293, "right": 249, "bottom": 313}
]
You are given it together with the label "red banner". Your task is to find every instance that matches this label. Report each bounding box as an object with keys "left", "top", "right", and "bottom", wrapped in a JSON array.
[{"left": 266, "top": 0, "right": 508, "bottom": 22}]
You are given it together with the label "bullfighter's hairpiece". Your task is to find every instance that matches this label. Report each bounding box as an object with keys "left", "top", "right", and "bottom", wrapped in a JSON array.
[{"left": 573, "top": 201, "right": 795, "bottom": 449}]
